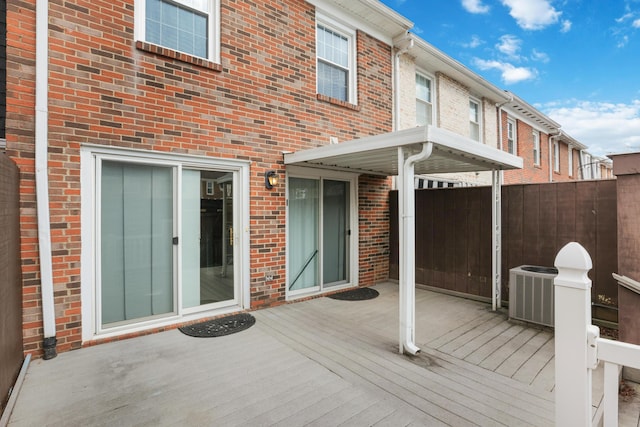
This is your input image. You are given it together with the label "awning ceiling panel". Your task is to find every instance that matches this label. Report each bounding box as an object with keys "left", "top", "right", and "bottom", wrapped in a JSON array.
[{"left": 284, "top": 126, "right": 523, "bottom": 176}]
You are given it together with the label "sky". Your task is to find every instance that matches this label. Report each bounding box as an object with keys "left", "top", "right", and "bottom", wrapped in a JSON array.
[{"left": 379, "top": 0, "right": 640, "bottom": 157}]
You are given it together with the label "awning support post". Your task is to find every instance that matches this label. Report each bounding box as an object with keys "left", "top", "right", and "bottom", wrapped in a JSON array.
[
  {"left": 491, "top": 170, "right": 502, "bottom": 310},
  {"left": 398, "top": 143, "right": 432, "bottom": 355}
]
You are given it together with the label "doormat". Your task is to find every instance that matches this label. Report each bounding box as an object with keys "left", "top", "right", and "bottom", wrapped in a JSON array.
[
  {"left": 179, "top": 313, "right": 255, "bottom": 338},
  {"left": 327, "top": 287, "right": 379, "bottom": 301}
]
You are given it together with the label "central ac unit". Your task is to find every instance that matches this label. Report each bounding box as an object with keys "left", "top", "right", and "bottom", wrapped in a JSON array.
[{"left": 509, "top": 265, "right": 558, "bottom": 328}]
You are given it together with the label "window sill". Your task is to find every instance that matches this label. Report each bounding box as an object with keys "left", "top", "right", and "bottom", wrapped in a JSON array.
[
  {"left": 136, "top": 41, "right": 223, "bottom": 72},
  {"left": 317, "top": 94, "right": 361, "bottom": 111}
]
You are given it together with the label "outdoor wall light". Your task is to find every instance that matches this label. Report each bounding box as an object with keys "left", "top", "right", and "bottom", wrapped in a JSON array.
[{"left": 265, "top": 171, "right": 278, "bottom": 189}]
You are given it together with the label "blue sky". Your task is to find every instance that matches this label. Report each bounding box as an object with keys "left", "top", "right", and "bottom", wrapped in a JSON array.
[{"left": 379, "top": 0, "right": 640, "bottom": 157}]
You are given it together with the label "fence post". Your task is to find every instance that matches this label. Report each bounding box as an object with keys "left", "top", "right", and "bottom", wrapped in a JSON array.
[{"left": 554, "top": 242, "right": 594, "bottom": 426}]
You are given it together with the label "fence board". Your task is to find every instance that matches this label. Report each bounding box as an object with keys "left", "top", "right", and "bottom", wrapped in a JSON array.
[
  {"left": 389, "top": 180, "right": 619, "bottom": 321},
  {"left": 0, "top": 153, "right": 23, "bottom": 415}
]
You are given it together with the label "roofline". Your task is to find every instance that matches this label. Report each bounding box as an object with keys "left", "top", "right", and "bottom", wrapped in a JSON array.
[
  {"left": 402, "top": 33, "right": 511, "bottom": 103},
  {"left": 309, "top": 0, "right": 414, "bottom": 43}
]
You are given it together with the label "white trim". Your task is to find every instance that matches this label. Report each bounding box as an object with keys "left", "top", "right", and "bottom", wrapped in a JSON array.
[
  {"left": 415, "top": 70, "right": 435, "bottom": 127},
  {"left": 469, "top": 96, "right": 482, "bottom": 143},
  {"left": 134, "top": 0, "right": 220, "bottom": 63},
  {"left": 533, "top": 130, "right": 541, "bottom": 166},
  {"left": 568, "top": 147, "right": 573, "bottom": 177},
  {"left": 507, "top": 117, "right": 517, "bottom": 155},
  {"left": 285, "top": 166, "right": 359, "bottom": 301},
  {"left": 308, "top": 0, "right": 411, "bottom": 45},
  {"left": 316, "top": 13, "right": 358, "bottom": 105},
  {"left": 80, "top": 145, "right": 250, "bottom": 342}
]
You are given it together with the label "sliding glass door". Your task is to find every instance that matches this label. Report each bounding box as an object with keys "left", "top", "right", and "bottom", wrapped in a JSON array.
[
  {"left": 97, "top": 158, "right": 240, "bottom": 331},
  {"left": 288, "top": 175, "right": 352, "bottom": 296}
]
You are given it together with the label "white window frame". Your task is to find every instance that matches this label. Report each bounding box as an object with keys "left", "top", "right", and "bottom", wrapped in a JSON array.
[
  {"left": 507, "top": 118, "right": 517, "bottom": 154},
  {"left": 568, "top": 147, "right": 573, "bottom": 177},
  {"left": 416, "top": 71, "right": 435, "bottom": 126},
  {"left": 134, "top": 0, "right": 221, "bottom": 63},
  {"left": 554, "top": 141, "right": 560, "bottom": 173},
  {"left": 532, "top": 130, "right": 540, "bottom": 166},
  {"left": 285, "top": 166, "right": 359, "bottom": 300},
  {"left": 469, "top": 97, "right": 482, "bottom": 142},
  {"left": 315, "top": 14, "right": 357, "bottom": 104},
  {"left": 80, "top": 145, "right": 250, "bottom": 342}
]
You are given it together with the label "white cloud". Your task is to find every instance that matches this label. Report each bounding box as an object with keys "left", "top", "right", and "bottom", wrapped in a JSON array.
[
  {"left": 531, "top": 49, "right": 550, "bottom": 63},
  {"left": 500, "top": 0, "right": 562, "bottom": 30},
  {"left": 462, "top": 0, "right": 490, "bottom": 14},
  {"left": 633, "top": 19, "right": 640, "bottom": 28},
  {"left": 473, "top": 58, "right": 538, "bottom": 84},
  {"left": 543, "top": 100, "right": 640, "bottom": 156},
  {"left": 496, "top": 35, "right": 522, "bottom": 59},
  {"left": 560, "top": 20, "right": 572, "bottom": 33},
  {"left": 463, "top": 35, "right": 484, "bottom": 48}
]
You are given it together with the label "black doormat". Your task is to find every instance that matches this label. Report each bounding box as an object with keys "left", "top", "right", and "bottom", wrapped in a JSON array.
[
  {"left": 179, "top": 313, "right": 256, "bottom": 338},
  {"left": 327, "top": 287, "right": 379, "bottom": 301}
]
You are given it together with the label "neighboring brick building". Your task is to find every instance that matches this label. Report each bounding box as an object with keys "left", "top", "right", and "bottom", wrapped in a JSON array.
[
  {"left": 501, "top": 94, "right": 587, "bottom": 184},
  {"left": 396, "top": 34, "right": 508, "bottom": 187},
  {"left": 5, "top": 0, "right": 412, "bottom": 356}
]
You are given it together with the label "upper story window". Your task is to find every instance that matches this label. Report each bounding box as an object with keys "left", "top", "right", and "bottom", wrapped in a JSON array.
[
  {"left": 469, "top": 98, "right": 481, "bottom": 142},
  {"left": 507, "top": 118, "right": 517, "bottom": 154},
  {"left": 553, "top": 141, "right": 560, "bottom": 173},
  {"left": 568, "top": 147, "right": 573, "bottom": 177},
  {"left": 416, "top": 73, "right": 434, "bottom": 126},
  {"left": 583, "top": 153, "right": 592, "bottom": 179},
  {"left": 136, "top": 0, "right": 220, "bottom": 62},
  {"left": 532, "top": 130, "right": 540, "bottom": 165},
  {"left": 316, "top": 17, "right": 356, "bottom": 104}
]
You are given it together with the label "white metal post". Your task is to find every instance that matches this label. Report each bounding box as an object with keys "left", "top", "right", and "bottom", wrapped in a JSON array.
[
  {"left": 554, "top": 242, "right": 594, "bottom": 427},
  {"left": 491, "top": 170, "right": 501, "bottom": 310}
]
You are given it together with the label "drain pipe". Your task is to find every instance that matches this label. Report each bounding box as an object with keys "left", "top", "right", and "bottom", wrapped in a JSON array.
[
  {"left": 399, "top": 142, "right": 432, "bottom": 355},
  {"left": 36, "top": 0, "right": 56, "bottom": 359}
]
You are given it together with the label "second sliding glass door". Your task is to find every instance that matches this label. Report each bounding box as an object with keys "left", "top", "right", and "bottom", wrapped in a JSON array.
[{"left": 288, "top": 176, "right": 351, "bottom": 295}]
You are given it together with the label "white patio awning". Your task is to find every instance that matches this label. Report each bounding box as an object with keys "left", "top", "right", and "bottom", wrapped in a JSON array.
[
  {"left": 284, "top": 126, "right": 523, "bottom": 175},
  {"left": 284, "top": 125, "right": 523, "bottom": 355}
]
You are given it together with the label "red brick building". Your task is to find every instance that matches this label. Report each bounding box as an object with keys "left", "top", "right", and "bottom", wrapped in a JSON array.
[
  {"left": 6, "top": 0, "right": 412, "bottom": 356},
  {"left": 501, "top": 94, "right": 587, "bottom": 184}
]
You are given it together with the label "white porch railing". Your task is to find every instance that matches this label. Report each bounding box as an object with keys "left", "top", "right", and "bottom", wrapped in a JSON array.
[{"left": 554, "top": 242, "right": 640, "bottom": 427}]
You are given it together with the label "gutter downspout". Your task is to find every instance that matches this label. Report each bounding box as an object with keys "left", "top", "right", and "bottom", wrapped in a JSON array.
[
  {"left": 36, "top": 0, "right": 56, "bottom": 359},
  {"left": 490, "top": 93, "right": 512, "bottom": 311},
  {"left": 392, "top": 35, "right": 413, "bottom": 132},
  {"left": 398, "top": 142, "right": 432, "bottom": 355}
]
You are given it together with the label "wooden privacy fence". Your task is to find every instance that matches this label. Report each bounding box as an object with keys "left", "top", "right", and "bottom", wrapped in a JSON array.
[
  {"left": 389, "top": 179, "right": 618, "bottom": 320},
  {"left": 0, "top": 153, "right": 22, "bottom": 416}
]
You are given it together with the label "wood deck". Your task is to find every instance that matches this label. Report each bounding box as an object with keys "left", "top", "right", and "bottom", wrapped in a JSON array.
[{"left": 7, "top": 282, "right": 637, "bottom": 426}]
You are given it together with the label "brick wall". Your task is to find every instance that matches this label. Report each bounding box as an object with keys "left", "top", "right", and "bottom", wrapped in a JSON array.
[
  {"left": 436, "top": 73, "right": 469, "bottom": 136},
  {"left": 6, "top": 0, "right": 393, "bottom": 356},
  {"left": 501, "top": 111, "right": 578, "bottom": 184}
]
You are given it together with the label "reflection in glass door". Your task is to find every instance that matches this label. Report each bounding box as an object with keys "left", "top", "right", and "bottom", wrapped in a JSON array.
[
  {"left": 183, "top": 170, "right": 235, "bottom": 308},
  {"left": 288, "top": 176, "right": 350, "bottom": 294},
  {"left": 288, "top": 178, "right": 319, "bottom": 292},
  {"left": 323, "top": 180, "right": 349, "bottom": 286}
]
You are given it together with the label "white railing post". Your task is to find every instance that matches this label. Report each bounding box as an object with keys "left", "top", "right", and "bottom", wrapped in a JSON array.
[{"left": 554, "top": 242, "right": 594, "bottom": 426}]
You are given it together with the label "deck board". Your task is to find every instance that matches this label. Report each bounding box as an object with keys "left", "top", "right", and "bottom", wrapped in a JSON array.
[{"left": 10, "top": 282, "right": 636, "bottom": 426}]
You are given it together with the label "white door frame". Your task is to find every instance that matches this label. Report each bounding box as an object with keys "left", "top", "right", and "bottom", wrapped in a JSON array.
[
  {"left": 285, "top": 166, "right": 359, "bottom": 299},
  {"left": 80, "top": 144, "right": 251, "bottom": 342}
]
